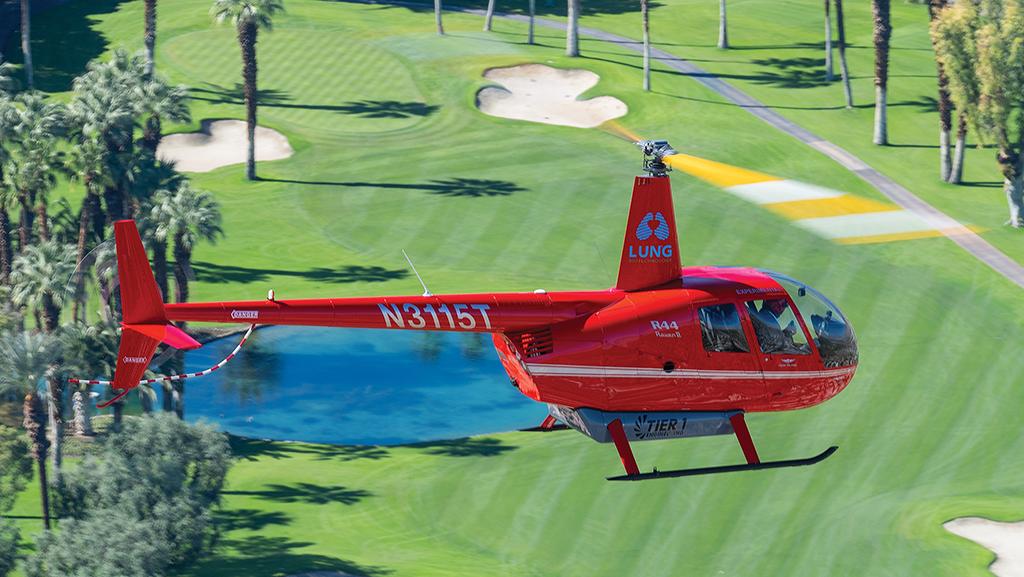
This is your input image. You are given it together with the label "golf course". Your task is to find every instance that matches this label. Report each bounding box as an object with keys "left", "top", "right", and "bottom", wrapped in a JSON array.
[{"left": 4, "top": 0, "right": 1024, "bottom": 575}]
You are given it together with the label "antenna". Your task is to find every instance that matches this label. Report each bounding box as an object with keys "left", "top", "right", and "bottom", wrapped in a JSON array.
[{"left": 402, "top": 249, "right": 433, "bottom": 297}]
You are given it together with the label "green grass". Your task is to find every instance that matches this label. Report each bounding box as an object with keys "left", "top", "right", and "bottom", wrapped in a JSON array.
[{"left": 5, "top": 0, "right": 1024, "bottom": 576}]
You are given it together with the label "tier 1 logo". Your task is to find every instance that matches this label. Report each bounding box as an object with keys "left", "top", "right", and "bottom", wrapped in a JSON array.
[{"left": 635, "top": 212, "right": 670, "bottom": 241}]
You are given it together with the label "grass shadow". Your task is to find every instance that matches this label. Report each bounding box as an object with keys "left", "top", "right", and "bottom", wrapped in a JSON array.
[
  {"left": 191, "top": 83, "right": 438, "bottom": 118},
  {"left": 230, "top": 436, "right": 392, "bottom": 462},
  {"left": 224, "top": 482, "right": 373, "bottom": 505},
  {"left": 191, "top": 262, "right": 408, "bottom": 284},
  {"left": 336, "top": 100, "right": 440, "bottom": 118},
  {"left": 411, "top": 436, "right": 517, "bottom": 457}
]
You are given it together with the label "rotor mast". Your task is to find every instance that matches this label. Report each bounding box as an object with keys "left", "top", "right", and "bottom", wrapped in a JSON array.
[{"left": 636, "top": 140, "right": 676, "bottom": 177}]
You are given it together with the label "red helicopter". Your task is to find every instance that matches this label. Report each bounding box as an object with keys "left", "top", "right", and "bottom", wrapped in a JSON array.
[{"left": 84, "top": 140, "right": 858, "bottom": 481}]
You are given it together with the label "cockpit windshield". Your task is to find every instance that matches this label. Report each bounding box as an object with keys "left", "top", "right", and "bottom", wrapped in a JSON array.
[{"left": 762, "top": 271, "right": 859, "bottom": 368}]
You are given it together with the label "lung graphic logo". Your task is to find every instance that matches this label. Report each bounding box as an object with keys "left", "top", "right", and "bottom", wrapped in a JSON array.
[{"left": 635, "top": 212, "right": 671, "bottom": 241}]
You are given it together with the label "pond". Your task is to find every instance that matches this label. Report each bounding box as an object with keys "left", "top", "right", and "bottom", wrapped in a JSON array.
[{"left": 178, "top": 326, "right": 546, "bottom": 445}]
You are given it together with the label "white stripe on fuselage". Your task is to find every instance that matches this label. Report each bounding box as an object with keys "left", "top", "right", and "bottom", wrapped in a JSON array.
[{"left": 524, "top": 364, "right": 855, "bottom": 380}]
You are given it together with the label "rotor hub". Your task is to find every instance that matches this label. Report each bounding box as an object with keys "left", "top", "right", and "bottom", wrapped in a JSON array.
[{"left": 636, "top": 139, "right": 677, "bottom": 177}]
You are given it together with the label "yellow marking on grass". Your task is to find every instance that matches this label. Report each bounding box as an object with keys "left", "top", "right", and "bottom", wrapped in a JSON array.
[
  {"left": 765, "top": 195, "right": 898, "bottom": 220},
  {"left": 664, "top": 154, "right": 780, "bottom": 188},
  {"left": 836, "top": 229, "right": 948, "bottom": 244}
]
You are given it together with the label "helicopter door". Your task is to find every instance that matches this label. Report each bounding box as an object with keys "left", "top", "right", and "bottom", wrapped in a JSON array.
[
  {"left": 741, "top": 297, "right": 820, "bottom": 403},
  {"left": 692, "top": 302, "right": 766, "bottom": 405}
]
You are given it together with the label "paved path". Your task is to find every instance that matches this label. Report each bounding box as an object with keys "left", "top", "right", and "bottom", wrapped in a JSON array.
[{"left": 359, "top": 0, "right": 1024, "bottom": 289}]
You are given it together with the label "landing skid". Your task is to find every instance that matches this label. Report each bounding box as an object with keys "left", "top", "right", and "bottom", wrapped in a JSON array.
[
  {"left": 607, "top": 446, "right": 838, "bottom": 481},
  {"left": 520, "top": 424, "right": 571, "bottom": 432}
]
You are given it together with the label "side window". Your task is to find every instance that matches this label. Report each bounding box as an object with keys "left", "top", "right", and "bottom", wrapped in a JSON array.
[
  {"left": 698, "top": 303, "right": 750, "bottom": 353},
  {"left": 745, "top": 299, "right": 811, "bottom": 355}
]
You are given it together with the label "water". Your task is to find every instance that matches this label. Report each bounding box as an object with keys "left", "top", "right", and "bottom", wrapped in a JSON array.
[{"left": 180, "top": 326, "right": 546, "bottom": 445}]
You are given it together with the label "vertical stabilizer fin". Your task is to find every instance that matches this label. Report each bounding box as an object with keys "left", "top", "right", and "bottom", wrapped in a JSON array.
[{"left": 615, "top": 175, "right": 682, "bottom": 291}]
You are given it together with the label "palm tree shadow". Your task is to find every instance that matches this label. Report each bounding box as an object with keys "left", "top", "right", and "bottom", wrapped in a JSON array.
[
  {"left": 214, "top": 508, "right": 293, "bottom": 531},
  {"left": 411, "top": 437, "right": 517, "bottom": 457},
  {"left": 336, "top": 100, "right": 440, "bottom": 118},
  {"left": 195, "top": 535, "right": 391, "bottom": 576},
  {"left": 262, "top": 177, "right": 527, "bottom": 197},
  {"left": 223, "top": 482, "right": 373, "bottom": 505},
  {"left": 190, "top": 262, "right": 408, "bottom": 284}
]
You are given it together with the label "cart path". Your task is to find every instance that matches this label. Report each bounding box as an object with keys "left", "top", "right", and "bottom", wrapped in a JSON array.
[{"left": 355, "top": 0, "right": 1024, "bottom": 289}]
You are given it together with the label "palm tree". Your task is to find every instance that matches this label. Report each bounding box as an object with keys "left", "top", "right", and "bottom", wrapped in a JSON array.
[
  {"left": 566, "top": 0, "right": 580, "bottom": 56},
  {"left": 434, "top": 0, "right": 444, "bottom": 35},
  {"left": 19, "top": 0, "right": 34, "bottom": 90},
  {"left": 138, "top": 77, "right": 190, "bottom": 153},
  {"left": 0, "top": 62, "right": 19, "bottom": 96},
  {"left": 4, "top": 92, "right": 65, "bottom": 248},
  {"left": 484, "top": 0, "right": 496, "bottom": 31},
  {"left": 210, "top": 0, "right": 286, "bottom": 181},
  {"left": 824, "top": 0, "right": 833, "bottom": 81},
  {"left": 59, "top": 319, "right": 122, "bottom": 429},
  {"left": 65, "top": 137, "right": 109, "bottom": 321},
  {"left": 144, "top": 0, "right": 158, "bottom": 77},
  {"left": 834, "top": 0, "right": 853, "bottom": 109},
  {"left": 152, "top": 182, "right": 223, "bottom": 305},
  {"left": 0, "top": 98, "right": 16, "bottom": 284},
  {"left": 641, "top": 0, "right": 651, "bottom": 91},
  {"left": 872, "top": 0, "right": 891, "bottom": 145},
  {"left": 0, "top": 329, "right": 61, "bottom": 529},
  {"left": 9, "top": 240, "right": 77, "bottom": 332},
  {"left": 717, "top": 0, "right": 728, "bottom": 49}
]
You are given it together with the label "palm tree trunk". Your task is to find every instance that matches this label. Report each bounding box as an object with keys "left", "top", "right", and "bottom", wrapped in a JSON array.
[
  {"left": 111, "top": 399, "right": 123, "bottom": 431},
  {"left": 143, "top": 114, "right": 162, "bottom": 153},
  {"left": 871, "top": 0, "right": 890, "bottom": 145},
  {"left": 0, "top": 202, "right": 11, "bottom": 284},
  {"left": 22, "top": 393, "right": 49, "bottom": 530},
  {"left": 239, "top": 22, "right": 258, "bottom": 181},
  {"left": 36, "top": 198, "right": 48, "bottom": 242},
  {"left": 18, "top": 192, "right": 33, "bottom": 251},
  {"left": 173, "top": 231, "right": 189, "bottom": 304},
  {"left": 144, "top": 0, "right": 156, "bottom": 77},
  {"left": 527, "top": 0, "right": 535, "bottom": 44},
  {"left": 73, "top": 188, "right": 97, "bottom": 322},
  {"left": 824, "top": 0, "right": 833, "bottom": 81},
  {"left": 1000, "top": 147, "right": 1024, "bottom": 228},
  {"left": 949, "top": 113, "right": 966, "bottom": 184},
  {"left": 434, "top": 0, "right": 444, "bottom": 35},
  {"left": 19, "top": 0, "right": 33, "bottom": 90},
  {"left": 834, "top": 0, "right": 853, "bottom": 109},
  {"left": 153, "top": 237, "right": 168, "bottom": 300},
  {"left": 484, "top": 0, "right": 496, "bottom": 31},
  {"left": 46, "top": 375, "right": 62, "bottom": 486},
  {"left": 566, "top": 0, "right": 580, "bottom": 57},
  {"left": 717, "top": 0, "right": 728, "bottom": 49},
  {"left": 41, "top": 292, "right": 59, "bottom": 332},
  {"left": 641, "top": 0, "right": 651, "bottom": 91}
]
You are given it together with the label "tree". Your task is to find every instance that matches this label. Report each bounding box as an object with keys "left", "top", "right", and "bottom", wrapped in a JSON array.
[
  {"left": 566, "top": 0, "right": 580, "bottom": 56},
  {"left": 19, "top": 0, "right": 33, "bottom": 90},
  {"left": 28, "top": 415, "right": 231, "bottom": 577},
  {"left": 0, "top": 330, "right": 59, "bottom": 531},
  {"left": 0, "top": 99, "right": 16, "bottom": 283},
  {"left": 64, "top": 137, "right": 109, "bottom": 322},
  {"left": 0, "top": 518, "right": 17, "bottom": 577},
  {"left": 834, "top": 0, "right": 853, "bottom": 109},
  {"left": 211, "top": 0, "right": 286, "bottom": 181},
  {"left": 642, "top": 0, "right": 651, "bottom": 91},
  {"left": 928, "top": 0, "right": 954, "bottom": 181},
  {"left": 0, "top": 425, "right": 32, "bottom": 513},
  {"left": 151, "top": 183, "right": 222, "bottom": 307},
  {"left": 872, "top": 0, "right": 892, "bottom": 145},
  {"left": 528, "top": 0, "right": 535, "bottom": 44},
  {"left": 824, "top": 0, "right": 834, "bottom": 81},
  {"left": 718, "top": 0, "right": 728, "bottom": 49},
  {"left": 138, "top": 76, "right": 190, "bottom": 153},
  {"left": 59, "top": 320, "right": 119, "bottom": 433},
  {"left": 144, "top": 0, "right": 158, "bottom": 77},
  {"left": 434, "top": 0, "right": 444, "bottom": 35},
  {"left": 933, "top": 0, "right": 1024, "bottom": 226},
  {"left": 9, "top": 241, "right": 77, "bottom": 332},
  {"left": 4, "top": 93, "right": 65, "bottom": 248},
  {"left": 484, "top": 0, "right": 496, "bottom": 31}
]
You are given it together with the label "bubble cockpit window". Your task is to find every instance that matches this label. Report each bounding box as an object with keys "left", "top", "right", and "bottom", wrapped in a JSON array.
[{"left": 762, "top": 271, "right": 859, "bottom": 368}]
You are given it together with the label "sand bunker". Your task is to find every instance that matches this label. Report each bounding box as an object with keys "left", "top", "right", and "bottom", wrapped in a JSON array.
[
  {"left": 945, "top": 517, "right": 1024, "bottom": 577},
  {"left": 476, "top": 64, "right": 627, "bottom": 129},
  {"left": 158, "top": 119, "right": 293, "bottom": 172}
]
